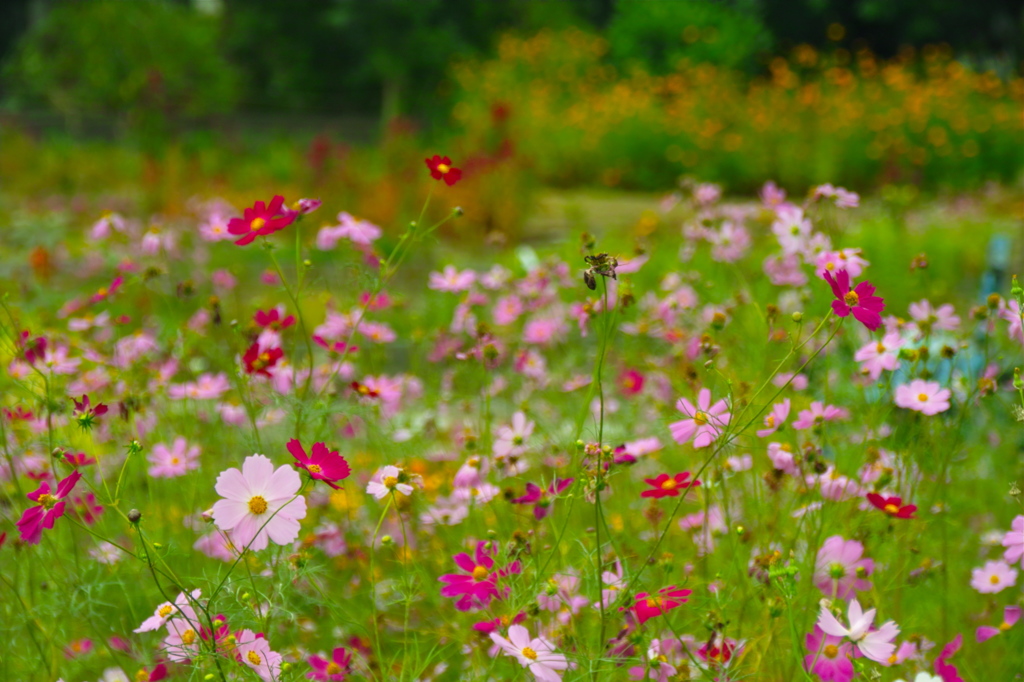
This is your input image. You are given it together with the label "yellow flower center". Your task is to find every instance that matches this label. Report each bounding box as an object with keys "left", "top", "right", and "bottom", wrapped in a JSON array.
[
  {"left": 989, "top": 574, "right": 1000, "bottom": 584},
  {"left": 999, "top": 620, "right": 1013, "bottom": 631},
  {"left": 437, "top": 163, "right": 450, "bottom": 174},
  {"left": 307, "top": 464, "right": 322, "bottom": 474},
  {"left": 37, "top": 493, "right": 57, "bottom": 510},
  {"left": 917, "top": 393, "right": 929, "bottom": 402},
  {"left": 171, "top": 457, "right": 180, "bottom": 465},
  {"left": 135, "top": 670, "right": 151, "bottom": 682},
  {"left": 158, "top": 604, "right": 173, "bottom": 617},
  {"left": 326, "top": 662, "right": 342, "bottom": 674},
  {"left": 383, "top": 476, "right": 398, "bottom": 489},
  {"left": 521, "top": 646, "right": 537, "bottom": 660},
  {"left": 645, "top": 596, "right": 664, "bottom": 608},
  {"left": 661, "top": 479, "right": 679, "bottom": 491},
  {"left": 251, "top": 217, "right": 266, "bottom": 231},
  {"left": 883, "top": 503, "right": 900, "bottom": 515},
  {"left": 887, "top": 653, "right": 898, "bottom": 665},
  {"left": 876, "top": 342, "right": 886, "bottom": 353},
  {"left": 248, "top": 496, "right": 268, "bottom": 514},
  {"left": 844, "top": 291, "right": 859, "bottom": 306},
  {"left": 823, "top": 644, "right": 839, "bottom": 659},
  {"left": 779, "top": 443, "right": 792, "bottom": 452},
  {"left": 472, "top": 565, "right": 490, "bottom": 581},
  {"left": 247, "top": 650, "right": 262, "bottom": 666},
  {"left": 764, "top": 415, "right": 775, "bottom": 428},
  {"left": 693, "top": 411, "right": 709, "bottom": 426},
  {"left": 181, "top": 629, "right": 196, "bottom": 645}
]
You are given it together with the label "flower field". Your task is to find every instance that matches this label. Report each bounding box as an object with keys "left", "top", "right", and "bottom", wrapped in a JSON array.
[{"left": 0, "top": 161, "right": 1022, "bottom": 682}]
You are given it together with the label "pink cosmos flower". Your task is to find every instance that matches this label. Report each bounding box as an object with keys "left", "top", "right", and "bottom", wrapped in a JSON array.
[
  {"left": 1002, "top": 515, "right": 1023, "bottom": 567},
  {"left": 764, "top": 253, "right": 809, "bottom": 287},
  {"left": 307, "top": 647, "right": 352, "bottom": 680},
  {"left": 999, "top": 299, "right": 1023, "bottom": 344},
  {"left": 933, "top": 634, "right": 963, "bottom": 682},
  {"left": 163, "top": 617, "right": 202, "bottom": 662},
  {"left": 628, "top": 640, "right": 677, "bottom": 681},
  {"left": 823, "top": 269, "right": 885, "bottom": 331},
  {"left": 817, "top": 598, "right": 899, "bottom": 663},
  {"left": 853, "top": 332, "right": 903, "bottom": 380},
  {"left": 814, "top": 535, "right": 874, "bottom": 599},
  {"left": 622, "top": 585, "right": 692, "bottom": 625},
  {"left": 494, "top": 411, "right": 534, "bottom": 458},
  {"left": 211, "top": 454, "right": 307, "bottom": 552},
  {"left": 429, "top": 265, "right": 475, "bottom": 292},
  {"left": 235, "top": 629, "right": 282, "bottom": 681},
  {"left": 135, "top": 589, "right": 201, "bottom": 633},
  {"left": 63, "top": 639, "right": 93, "bottom": 659},
  {"left": 976, "top": 605, "right": 1020, "bottom": 643},
  {"left": 147, "top": 437, "right": 200, "bottom": 478},
  {"left": 909, "top": 300, "right": 960, "bottom": 333},
  {"left": 793, "top": 402, "right": 849, "bottom": 430},
  {"left": 17, "top": 470, "right": 82, "bottom": 544},
  {"left": 511, "top": 478, "right": 573, "bottom": 520},
  {"left": 816, "top": 249, "right": 869, "bottom": 279},
  {"left": 771, "top": 205, "right": 813, "bottom": 254},
  {"left": 287, "top": 439, "right": 351, "bottom": 489},
  {"left": 812, "top": 183, "right": 859, "bottom": 208},
  {"left": 804, "top": 625, "right": 855, "bottom": 682},
  {"left": 523, "top": 317, "right": 568, "bottom": 345},
  {"left": 438, "top": 541, "right": 508, "bottom": 611},
  {"left": 669, "top": 388, "right": 731, "bottom": 448},
  {"left": 366, "top": 465, "right": 415, "bottom": 500},
  {"left": 969, "top": 559, "right": 1017, "bottom": 594},
  {"left": 490, "top": 624, "right": 571, "bottom": 682},
  {"left": 709, "top": 222, "right": 751, "bottom": 262},
  {"left": 894, "top": 380, "right": 951, "bottom": 415},
  {"left": 756, "top": 399, "right": 790, "bottom": 437},
  {"left": 227, "top": 195, "right": 296, "bottom": 246},
  {"left": 767, "top": 442, "right": 798, "bottom": 475}
]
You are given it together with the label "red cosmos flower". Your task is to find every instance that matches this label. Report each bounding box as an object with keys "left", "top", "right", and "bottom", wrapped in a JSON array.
[
  {"left": 425, "top": 155, "right": 463, "bottom": 186},
  {"left": 511, "top": 478, "right": 574, "bottom": 520},
  {"left": 88, "top": 276, "right": 123, "bottom": 305},
  {"left": 4, "top": 405, "right": 34, "bottom": 421},
  {"left": 243, "top": 343, "right": 283, "bottom": 377},
  {"left": 287, "top": 439, "right": 351, "bottom": 489},
  {"left": 307, "top": 647, "right": 352, "bottom": 681},
  {"left": 18, "top": 331, "right": 47, "bottom": 364},
  {"left": 227, "top": 195, "right": 297, "bottom": 246},
  {"left": 618, "top": 368, "right": 645, "bottom": 396},
  {"left": 133, "top": 664, "right": 168, "bottom": 681},
  {"left": 866, "top": 493, "right": 917, "bottom": 519},
  {"left": 64, "top": 452, "right": 97, "bottom": 467},
  {"left": 472, "top": 612, "right": 526, "bottom": 634},
  {"left": 73, "top": 394, "right": 109, "bottom": 430},
  {"left": 254, "top": 308, "right": 295, "bottom": 330},
  {"left": 16, "top": 470, "right": 82, "bottom": 544},
  {"left": 641, "top": 472, "right": 700, "bottom": 499},
  {"left": 621, "top": 585, "right": 692, "bottom": 625},
  {"left": 350, "top": 381, "right": 379, "bottom": 398},
  {"left": 823, "top": 269, "right": 885, "bottom": 331}
]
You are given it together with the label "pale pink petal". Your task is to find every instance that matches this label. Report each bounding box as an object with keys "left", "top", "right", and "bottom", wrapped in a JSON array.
[
  {"left": 241, "top": 454, "right": 275, "bottom": 493},
  {"left": 215, "top": 467, "right": 251, "bottom": 501},
  {"left": 508, "top": 624, "right": 531, "bottom": 649},
  {"left": 211, "top": 498, "right": 249, "bottom": 532},
  {"left": 817, "top": 607, "right": 849, "bottom": 637}
]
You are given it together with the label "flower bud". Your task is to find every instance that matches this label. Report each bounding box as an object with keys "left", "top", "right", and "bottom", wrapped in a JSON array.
[
  {"left": 380, "top": 535, "right": 394, "bottom": 547},
  {"left": 127, "top": 509, "right": 142, "bottom": 524},
  {"left": 791, "top": 311, "right": 803, "bottom": 323}
]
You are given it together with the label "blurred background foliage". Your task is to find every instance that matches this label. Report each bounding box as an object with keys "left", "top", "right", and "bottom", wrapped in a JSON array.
[{"left": 0, "top": 0, "right": 1021, "bottom": 222}]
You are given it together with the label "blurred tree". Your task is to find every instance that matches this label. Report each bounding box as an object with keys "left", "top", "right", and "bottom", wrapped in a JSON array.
[
  {"left": 607, "top": 0, "right": 773, "bottom": 73},
  {"left": 2, "top": 0, "right": 240, "bottom": 135}
]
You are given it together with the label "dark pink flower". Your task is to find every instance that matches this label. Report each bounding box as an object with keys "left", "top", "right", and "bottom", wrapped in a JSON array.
[
  {"left": 823, "top": 269, "right": 885, "bottom": 331},
  {"left": 72, "top": 394, "right": 108, "bottom": 430},
  {"left": 16, "top": 470, "right": 82, "bottom": 544},
  {"left": 511, "top": 478, "right": 573, "bottom": 520},
  {"left": 227, "top": 196, "right": 297, "bottom": 246},
  {"left": 307, "top": 647, "right": 352, "bottom": 680},
  {"left": 472, "top": 612, "right": 526, "bottom": 634},
  {"left": 640, "top": 472, "right": 700, "bottom": 499},
  {"left": 287, "top": 439, "right": 351, "bottom": 489},
  {"left": 866, "top": 493, "right": 916, "bottom": 519},
  {"left": 438, "top": 541, "right": 518, "bottom": 611},
  {"left": 254, "top": 308, "right": 296, "bottom": 330},
  {"left": 976, "top": 605, "right": 1020, "bottom": 642},
  {"left": 621, "top": 585, "right": 691, "bottom": 625},
  {"left": 934, "top": 634, "right": 963, "bottom": 682},
  {"left": 803, "top": 626, "right": 855, "bottom": 682}
]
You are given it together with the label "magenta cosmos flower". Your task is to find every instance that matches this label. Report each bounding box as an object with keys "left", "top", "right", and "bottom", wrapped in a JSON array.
[
  {"left": 669, "top": 388, "right": 731, "bottom": 448},
  {"left": 17, "top": 470, "right": 82, "bottom": 544},
  {"left": 640, "top": 472, "right": 700, "bottom": 499},
  {"left": 823, "top": 269, "right": 885, "bottom": 331},
  {"left": 976, "top": 605, "right": 1020, "bottom": 643},
  {"left": 756, "top": 399, "right": 790, "bottom": 437},
  {"left": 287, "top": 439, "right": 351, "bottom": 489},
  {"left": 622, "top": 585, "right": 692, "bottom": 625},
  {"left": 894, "top": 379, "right": 951, "bottom": 415},
  {"left": 866, "top": 493, "right": 916, "bottom": 519},
  {"left": 307, "top": 646, "right": 352, "bottom": 680},
  {"left": 813, "top": 535, "right": 874, "bottom": 599},
  {"left": 147, "top": 437, "right": 201, "bottom": 478},
  {"left": 211, "top": 454, "right": 307, "bottom": 552},
  {"left": 438, "top": 540, "right": 518, "bottom": 611},
  {"left": 804, "top": 626, "right": 855, "bottom": 682},
  {"left": 512, "top": 478, "right": 573, "bottom": 520},
  {"left": 490, "top": 624, "right": 571, "bottom": 682},
  {"left": 235, "top": 629, "right": 282, "bottom": 682},
  {"left": 227, "top": 195, "right": 296, "bottom": 246}
]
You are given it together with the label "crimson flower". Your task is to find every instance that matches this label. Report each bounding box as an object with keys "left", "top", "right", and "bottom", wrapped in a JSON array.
[
  {"left": 308, "top": 647, "right": 351, "bottom": 681},
  {"left": 425, "top": 155, "right": 462, "bottom": 186},
  {"left": 287, "top": 438, "right": 351, "bottom": 489},
  {"left": 866, "top": 493, "right": 917, "bottom": 519},
  {"left": 243, "top": 343, "right": 283, "bottom": 377},
  {"left": 133, "top": 664, "right": 168, "bottom": 682},
  {"left": 438, "top": 541, "right": 520, "bottom": 611},
  {"left": 64, "top": 452, "right": 97, "bottom": 467},
  {"left": 19, "top": 331, "right": 47, "bottom": 364},
  {"left": 823, "top": 269, "right": 885, "bottom": 331},
  {"left": 73, "top": 394, "right": 108, "bottom": 430},
  {"left": 227, "top": 195, "right": 297, "bottom": 246},
  {"left": 314, "top": 335, "right": 358, "bottom": 355},
  {"left": 16, "top": 470, "right": 82, "bottom": 544},
  {"left": 621, "top": 585, "right": 692, "bottom": 625},
  {"left": 350, "top": 381, "right": 379, "bottom": 398},
  {"left": 472, "top": 612, "right": 526, "bottom": 634},
  {"left": 254, "top": 308, "right": 295, "bottom": 330},
  {"left": 88, "top": 276, "right": 124, "bottom": 305},
  {"left": 511, "top": 478, "right": 573, "bottom": 520},
  {"left": 641, "top": 472, "right": 700, "bottom": 499}
]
